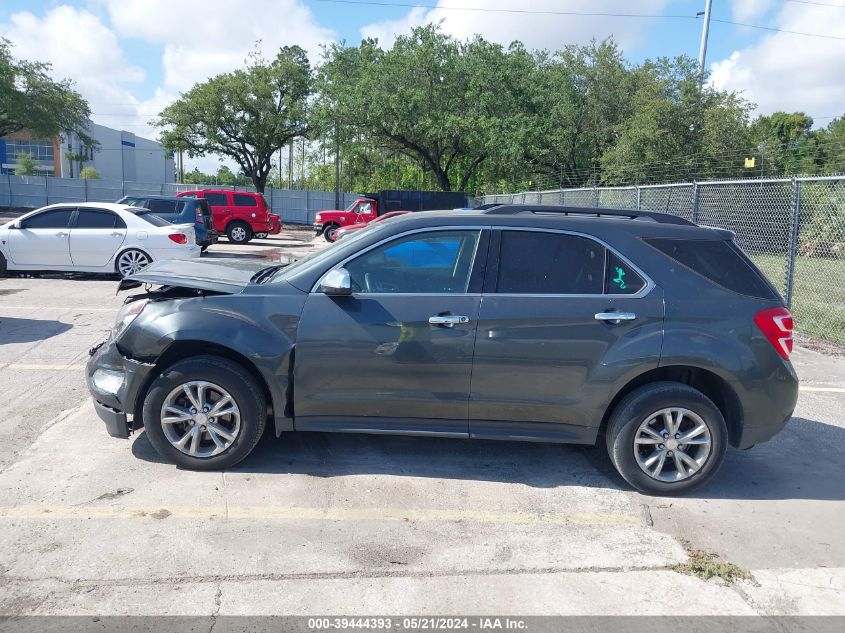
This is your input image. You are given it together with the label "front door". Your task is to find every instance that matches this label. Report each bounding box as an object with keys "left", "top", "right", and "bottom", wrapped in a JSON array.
[
  {"left": 69, "top": 207, "right": 127, "bottom": 267},
  {"left": 469, "top": 228, "right": 664, "bottom": 442},
  {"left": 8, "top": 207, "right": 74, "bottom": 266},
  {"left": 294, "top": 228, "right": 487, "bottom": 436}
]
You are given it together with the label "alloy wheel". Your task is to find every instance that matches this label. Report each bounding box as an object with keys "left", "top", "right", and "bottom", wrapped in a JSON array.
[
  {"left": 633, "top": 407, "right": 712, "bottom": 482},
  {"left": 231, "top": 226, "right": 247, "bottom": 242},
  {"left": 160, "top": 381, "right": 241, "bottom": 458},
  {"left": 117, "top": 250, "right": 151, "bottom": 277}
]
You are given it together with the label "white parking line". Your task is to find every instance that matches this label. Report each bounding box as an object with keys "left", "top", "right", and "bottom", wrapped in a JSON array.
[
  {"left": 0, "top": 363, "right": 85, "bottom": 371},
  {"left": 799, "top": 386, "right": 845, "bottom": 393},
  {"left": 0, "top": 306, "right": 117, "bottom": 312}
]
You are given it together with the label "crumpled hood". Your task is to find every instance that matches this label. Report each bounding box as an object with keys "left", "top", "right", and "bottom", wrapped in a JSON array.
[{"left": 118, "top": 258, "right": 271, "bottom": 294}]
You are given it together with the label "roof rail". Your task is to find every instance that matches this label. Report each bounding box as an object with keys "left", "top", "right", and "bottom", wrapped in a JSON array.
[{"left": 482, "top": 204, "right": 696, "bottom": 226}]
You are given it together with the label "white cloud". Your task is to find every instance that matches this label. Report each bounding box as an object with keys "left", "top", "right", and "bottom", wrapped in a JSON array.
[
  {"left": 360, "top": 0, "right": 672, "bottom": 52},
  {"left": 105, "top": 0, "right": 335, "bottom": 93},
  {"left": 710, "top": 4, "right": 845, "bottom": 121},
  {"left": 0, "top": 6, "right": 157, "bottom": 140},
  {"left": 731, "top": 0, "right": 777, "bottom": 23}
]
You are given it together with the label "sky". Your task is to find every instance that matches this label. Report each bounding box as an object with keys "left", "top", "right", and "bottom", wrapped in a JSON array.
[{"left": 2, "top": 0, "right": 844, "bottom": 174}]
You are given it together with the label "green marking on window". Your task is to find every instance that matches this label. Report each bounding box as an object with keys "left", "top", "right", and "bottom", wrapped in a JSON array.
[{"left": 612, "top": 266, "right": 627, "bottom": 289}]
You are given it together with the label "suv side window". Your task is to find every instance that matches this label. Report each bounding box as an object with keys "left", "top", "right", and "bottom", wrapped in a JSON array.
[
  {"left": 346, "top": 230, "right": 480, "bottom": 294},
  {"left": 496, "top": 230, "right": 604, "bottom": 294},
  {"left": 204, "top": 193, "right": 229, "bottom": 206},
  {"left": 147, "top": 199, "right": 183, "bottom": 214},
  {"left": 76, "top": 208, "right": 126, "bottom": 229},
  {"left": 604, "top": 251, "right": 645, "bottom": 295},
  {"left": 233, "top": 193, "right": 257, "bottom": 207},
  {"left": 20, "top": 208, "right": 73, "bottom": 230}
]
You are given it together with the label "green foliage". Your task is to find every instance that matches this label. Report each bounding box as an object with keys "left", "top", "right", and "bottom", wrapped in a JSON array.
[
  {"left": 14, "top": 151, "right": 38, "bottom": 176},
  {"left": 79, "top": 166, "right": 100, "bottom": 179},
  {"left": 0, "top": 39, "right": 96, "bottom": 148},
  {"left": 156, "top": 45, "right": 311, "bottom": 193},
  {"left": 181, "top": 165, "right": 251, "bottom": 186}
]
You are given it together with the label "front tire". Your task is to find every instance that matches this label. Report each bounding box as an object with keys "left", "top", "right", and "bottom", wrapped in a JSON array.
[
  {"left": 116, "top": 248, "right": 152, "bottom": 278},
  {"left": 605, "top": 382, "right": 728, "bottom": 495},
  {"left": 141, "top": 356, "right": 267, "bottom": 470},
  {"left": 324, "top": 223, "right": 340, "bottom": 242},
  {"left": 227, "top": 221, "right": 253, "bottom": 244},
  {"left": 0, "top": 251, "right": 7, "bottom": 277}
]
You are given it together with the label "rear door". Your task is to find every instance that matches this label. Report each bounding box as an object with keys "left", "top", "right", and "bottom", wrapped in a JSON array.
[
  {"left": 69, "top": 207, "right": 127, "bottom": 267},
  {"left": 232, "top": 193, "right": 261, "bottom": 225},
  {"left": 469, "top": 228, "right": 664, "bottom": 442},
  {"left": 202, "top": 192, "right": 230, "bottom": 232},
  {"left": 7, "top": 208, "right": 74, "bottom": 266}
]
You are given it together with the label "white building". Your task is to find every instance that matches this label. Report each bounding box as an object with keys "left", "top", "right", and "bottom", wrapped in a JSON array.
[{"left": 1, "top": 122, "right": 176, "bottom": 184}]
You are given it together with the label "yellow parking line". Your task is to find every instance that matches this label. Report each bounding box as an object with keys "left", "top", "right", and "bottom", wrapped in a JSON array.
[
  {"left": 0, "top": 505, "right": 642, "bottom": 527},
  {"left": 0, "top": 363, "right": 85, "bottom": 371},
  {"left": 799, "top": 386, "right": 845, "bottom": 393}
]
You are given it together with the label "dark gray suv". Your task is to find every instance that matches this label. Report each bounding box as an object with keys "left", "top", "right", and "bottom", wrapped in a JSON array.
[{"left": 86, "top": 205, "right": 799, "bottom": 495}]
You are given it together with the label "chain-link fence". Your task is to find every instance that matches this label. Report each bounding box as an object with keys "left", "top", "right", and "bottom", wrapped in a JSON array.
[{"left": 481, "top": 177, "right": 845, "bottom": 346}]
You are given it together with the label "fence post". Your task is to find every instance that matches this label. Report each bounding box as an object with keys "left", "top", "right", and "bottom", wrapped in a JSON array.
[
  {"left": 559, "top": 189, "right": 564, "bottom": 205},
  {"left": 45, "top": 177, "right": 49, "bottom": 206},
  {"left": 593, "top": 186, "right": 599, "bottom": 208},
  {"left": 84, "top": 177, "right": 89, "bottom": 203},
  {"left": 691, "top": 182, "right": 700, "bottom": 223},
  {"left": 785, "top": 179, "right": 801, "bottom": 309},
  {"left": 636, "top": 186, "right": 641, "bottom": 210}
]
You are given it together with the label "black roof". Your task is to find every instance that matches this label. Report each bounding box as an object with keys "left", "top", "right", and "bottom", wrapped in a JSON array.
[{"left": 481, "top": 204, "right": 694, "bottom": 226}]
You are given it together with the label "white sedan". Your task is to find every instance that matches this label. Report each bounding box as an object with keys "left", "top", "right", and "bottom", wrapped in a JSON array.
[{"left": 0, "top": 203, "right": 201, "bottom": 278}]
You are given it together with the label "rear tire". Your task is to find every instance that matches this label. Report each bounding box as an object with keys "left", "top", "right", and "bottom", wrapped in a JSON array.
[
  {"left": 115, "top": 248, "right": 152, "bottom": 278},
  {"left": 605, "top": 382, "right": 728, "bottom": 495},
  {"left": 255, "top": 232, "right": 268, "bottom": 239},
  {"left": 227, "top": 221, "right": 252, "bottom": 244},
  {"left": 324, "top": 223, "right": 340, "bottom": 242},
  {"left": 142, "top": 356, "right": 267, "bottom": 470}
]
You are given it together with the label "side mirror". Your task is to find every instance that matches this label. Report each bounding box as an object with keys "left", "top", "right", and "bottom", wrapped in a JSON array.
[
  {"left": 9, "top": 221, "right": 21, "bottom": 229},
  {"left": 320, "top": 268, "right": 352, "bottom": 296}
]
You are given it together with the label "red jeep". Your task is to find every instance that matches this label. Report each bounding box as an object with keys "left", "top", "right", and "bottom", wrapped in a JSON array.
[{"left": 177, "top": 190, "right": 280, "bottom": 244}]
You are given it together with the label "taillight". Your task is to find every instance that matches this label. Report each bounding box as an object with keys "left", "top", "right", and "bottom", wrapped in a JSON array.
[
  {"left": 168, "top": 233, "right": 187, "bottom": 245},
  {"left": 754, "top": 307, "right": 793, "bottom": 360}
]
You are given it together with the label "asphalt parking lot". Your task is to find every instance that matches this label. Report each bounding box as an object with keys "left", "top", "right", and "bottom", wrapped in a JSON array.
[{"left": 0, "top": 230, "right": 843, "bottom": 617}]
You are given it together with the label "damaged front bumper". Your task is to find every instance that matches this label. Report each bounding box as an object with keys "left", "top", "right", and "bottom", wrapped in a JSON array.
[{"left": 87, "top": 337, "right": 156, "bottom": 439}]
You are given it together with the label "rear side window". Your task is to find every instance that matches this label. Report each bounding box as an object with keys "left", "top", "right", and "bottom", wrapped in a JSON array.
[
  {"left": 204, "top": 193, "right": 229, "bottom": 206},
  {"left": 497, "top": 231, "right": 604, "bottom": 294},
  {"left": 147, "top": 199, "right": 183, "bottom": 214},
  {"left": 645, "top": 238, "right": 779, "bottom": 300},
  {"left": 76, "top": 208, "right": 126, "bottom": 229},
  {"left": 21, "top": 209, "right": 73, "bottom": 229},
  {"left": 233, "top": 193, "right": 257, "bottom": 207},
  {"left": 605, "top": 251, "right": 645, "bottom": 295}
]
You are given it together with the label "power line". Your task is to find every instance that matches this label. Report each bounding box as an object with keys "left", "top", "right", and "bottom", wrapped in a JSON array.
[
  {"left": 783, "top": 0, "right": 845, "bottom": 8},
  {"left": 312, "top": 0, "right": 845, "bottom": 40}
]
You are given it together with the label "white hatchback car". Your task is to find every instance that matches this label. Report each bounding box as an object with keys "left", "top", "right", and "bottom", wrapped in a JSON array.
[{"left": 0, "top": 203, "right": 201, "bottom": 278}]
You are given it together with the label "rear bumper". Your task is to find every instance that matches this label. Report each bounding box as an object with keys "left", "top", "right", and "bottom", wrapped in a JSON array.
[
  {"left": 268, "top": 216, "right": 282, "bottom": 235},
  {"left": 733, "top": 360, "right": 799, "bottom": 449},
  {"left": 150, "top": 245, "right": 201, "bottom": 260}
]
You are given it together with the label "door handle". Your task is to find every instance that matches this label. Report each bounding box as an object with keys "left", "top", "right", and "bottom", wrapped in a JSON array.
[
  {"left": 595, "top": 311, "right": 636, "bottom": 323},
  {"left": 429, "top": 315, "right": 470, "bottom": 327},
  {"left": 111, "top": 232, "right": 123, "bottom": 237},
  {"left": 56, "top": 231, "right": 68, "bottom": 237}
]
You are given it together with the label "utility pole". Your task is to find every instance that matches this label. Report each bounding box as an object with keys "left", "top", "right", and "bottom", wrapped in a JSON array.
[
  {"left": 697, "top": 0, "right": 713, "bottom": 71},
  {"left": 288, "top": 139, "right": 294, "bottom": 188},
  {"left": 334, "top": 120, "right": 341, "bottom": 209}
]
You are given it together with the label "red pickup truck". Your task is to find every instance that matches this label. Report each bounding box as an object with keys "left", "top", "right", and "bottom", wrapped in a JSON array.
[
  {"left": 177, "top": 190, "right": 281, "bottom": 244},
  {"left": 313, "top": 190, "right": 469, "bottom": 242}
]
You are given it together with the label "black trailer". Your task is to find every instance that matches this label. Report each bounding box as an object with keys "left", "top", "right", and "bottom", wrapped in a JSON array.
[{"left": 364, "top": 190, "right": 469, "bottom": 215}]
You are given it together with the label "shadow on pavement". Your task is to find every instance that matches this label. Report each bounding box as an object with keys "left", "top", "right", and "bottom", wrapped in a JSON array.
[
  {"left": 130, "top": 414, "right": 844, "bottom": 500},
  {"left": 0, "top": 316, "right": 72, "bottom": 344}
]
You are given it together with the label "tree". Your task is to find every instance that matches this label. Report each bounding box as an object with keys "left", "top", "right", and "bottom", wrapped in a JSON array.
[
  {"left": 14, "top": 152, "right": 38, "bottom": 176},
  {"left": 318, "top": 25, "right": 531, "bottom": 192},
  {"left": 79, "top": 166, "right": 100, "bottom": 179},
  {"left": 155, "top": 45, "right": 311, "bottom": 193},
  {"left": 0, "top": 39, "right": 95, "bottom": 147}
]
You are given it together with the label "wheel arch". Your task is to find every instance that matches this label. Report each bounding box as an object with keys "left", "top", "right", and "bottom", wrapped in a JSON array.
[
  {"left": 133, "top": 341, "right": 282, "bottom": 431},
  {"left": 600, "top": 365, "right": 744, "bottom": 448}
]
